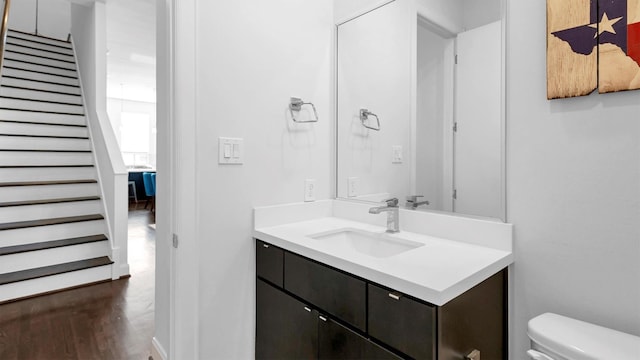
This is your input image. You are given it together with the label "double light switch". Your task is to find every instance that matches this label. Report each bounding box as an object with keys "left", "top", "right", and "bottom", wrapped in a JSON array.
[{"left": 218, "top": 137, "right": 243, "bottom": 164}]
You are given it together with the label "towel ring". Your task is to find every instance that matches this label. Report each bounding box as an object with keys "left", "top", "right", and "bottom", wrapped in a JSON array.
[
  {"left": 360, "top": 109, "right": 380, "bottom": 131},
  {"left": 289, "top": 97, "right": 319, "bottom": 123}
]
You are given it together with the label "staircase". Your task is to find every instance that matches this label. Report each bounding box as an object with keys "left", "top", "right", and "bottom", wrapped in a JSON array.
[{"left": 0, "top": 29, "right": 113, "bottom": 303}]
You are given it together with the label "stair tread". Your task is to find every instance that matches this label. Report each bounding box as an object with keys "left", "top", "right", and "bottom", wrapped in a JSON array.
[
  {"left": 0, "top": 95, "right": 83, "bottom": 106},
  {"left": 3, "top": 57, "right": 77, "bottom": 73},
  {"left": 5, "top": 41, "right": 75, "bottom": 58},
  {"left": 0, "top": 108, "right": 84, "bottom": 116},
  {"left": 4, "top": 49, "right": 76, "bottom": 64},
  {"left": 0, "top": 134, "right": 89, "bottom": 139},
  {"left": 0, "top": 196, "right": 100, "bottom": 208},
  {"left": 0, "top": 234, "right": 107, "bottom": 256},
  {"left": 0, "top": 214, "right": 104, "bottom": 231},
  {"left": 8, "top": 30, "right": 72, "bottom": 45},
  {"left": 1, "top": 75, "right": 80, "bottom": 88},
  {"left": 0, "top": 165, "right": 94, "bottom": 169},
  {"left": 0, "top": 149, "right": 92, "bottom": 153},
  {"left": 0, "top": 256, "right": 112, "bottom": 286},
  {"left": 0, "top": 179, "right": 96, "bottom": 187},
  {"left": 0, "top": 119, "right": 86, "bottom": 127},
  {"left": 1, "top": 84, "right": 82, "bottom": 96},
  {"left": 2, "top": 65, "right": 78, "bottom": 80}
]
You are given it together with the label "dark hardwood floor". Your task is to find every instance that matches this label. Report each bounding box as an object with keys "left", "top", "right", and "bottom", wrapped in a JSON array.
[{"left": 0, "top": 205, "right": 156, "bottom": 360}]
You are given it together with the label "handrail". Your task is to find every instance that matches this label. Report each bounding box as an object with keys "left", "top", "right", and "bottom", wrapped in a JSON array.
[{"left": 0, "top": 0, "right": 11, "bottom": 72}]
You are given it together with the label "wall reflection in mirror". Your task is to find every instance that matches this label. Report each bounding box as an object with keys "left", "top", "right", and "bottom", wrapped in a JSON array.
[{"left": 336, "top": 0, "right": 505, "bottom": 220}]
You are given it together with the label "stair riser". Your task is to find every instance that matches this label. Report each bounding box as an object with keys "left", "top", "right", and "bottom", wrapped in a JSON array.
[
  {"left": 6, "top": 37, "right": 75, "bottom": 56},
  {"left": 0, "top": 200, "right": 102, "bottom": 223},
  {"left": 0, "top": 151, "right": 93, "bottom": 166},
  {"left": 0, "top": 109, "right": 85, "bottom": 126},
  {"left": 0, "top": 98, "right": 84, "bottom": 114},
  {"left": 0, "top": 87, "right": 82, "bottom": 105},
  {"left": 7, "top": 31, "right": 72, "bottom": 49},
  {"left": 0, "top": 121, "right": 88, "bottom": 138},
  {"left": 5, "top": 43, "right": 75, "bottom": 63},
  {"left": 1, "top": 219, "right": 106, "bottom": 247},
  {"left": 3, "top": 59, "right": 77, "bottom": 78},
  {"left": 0, "top": 241, "right": 110, "bottom": 273},
  {"left": 0, "top": 265, "right": 112, "bottom": 303},
  {"left": 0, "top": 136, "right": 91, "bottom": 151},
  {"left": 4, "top": 51, "right": 76, "bottom": 71},
  {"left": 0, "top": 167, "right": 96, "bottom": 183},
  {"left": 1, "top": 68, "right": 79, "bottom": 86},
  {"left": 0, "top": 183, "right": 99, "bottom": 203}
]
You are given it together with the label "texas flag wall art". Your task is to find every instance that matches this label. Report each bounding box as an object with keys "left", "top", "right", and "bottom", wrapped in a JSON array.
[{"left": 547, "top": 0, "right": 640, "bottom": 99}]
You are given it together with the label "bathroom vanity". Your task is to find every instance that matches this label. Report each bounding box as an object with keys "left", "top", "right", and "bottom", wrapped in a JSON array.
[{"left": 253, "top": 200, "right": 512, "bottom": 360}]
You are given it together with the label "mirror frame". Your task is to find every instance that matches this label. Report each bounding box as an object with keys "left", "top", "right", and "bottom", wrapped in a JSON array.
[{"left": 334, "top": 0, "right": 507, "bottom": 222}]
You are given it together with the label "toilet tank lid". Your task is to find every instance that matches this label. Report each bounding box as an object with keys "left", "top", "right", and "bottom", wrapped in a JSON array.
[{"left": 528, "top": 313, "right": 640, "bottom": 360}]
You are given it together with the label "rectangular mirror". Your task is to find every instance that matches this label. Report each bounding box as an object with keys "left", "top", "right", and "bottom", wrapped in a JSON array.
[{"left": 336, "top": 0, "right": 506, "bottom": 221}]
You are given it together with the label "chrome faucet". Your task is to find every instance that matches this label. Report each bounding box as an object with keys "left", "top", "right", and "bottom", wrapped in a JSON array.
[
  {"left": 369, "top": 198, "right": 400, "bottom": 233},
  {"left": 406, "top": 195, "right": 429, "bottom": 210}
]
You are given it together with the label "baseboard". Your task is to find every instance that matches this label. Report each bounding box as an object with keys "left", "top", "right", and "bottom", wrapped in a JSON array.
[{"left": 151, "top": 337, "right": 168, "bottom": 360}]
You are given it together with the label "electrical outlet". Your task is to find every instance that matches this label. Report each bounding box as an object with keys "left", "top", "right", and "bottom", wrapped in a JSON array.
[
  {"left": 347, "top": 177, "right": 358, "bottom": 197},
  {"left": 304, "top": 179, "right": 316, "bottom": 202},
  {"left": 392, "top": 145, "right": 403, "bottom": 164}
]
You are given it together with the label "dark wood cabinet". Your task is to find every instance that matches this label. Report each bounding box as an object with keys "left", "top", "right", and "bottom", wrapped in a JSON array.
[
  {"left": 368, "top": 283, "right": 436, "bottom": 360},
  {"left": 256, "top": 240, "right": 284, "bottom": 287},
  {"left": 256, "top": 279, "right": 318, "bottom": 359},
  {"left": 285, "top": 252, "right": 366, "bottom": 331},
  {"left": 318, "top": 315, "right": 401, "bottom": 360},
  {"left": 255, "top": 239, "right": 506, "bottom": 360}
]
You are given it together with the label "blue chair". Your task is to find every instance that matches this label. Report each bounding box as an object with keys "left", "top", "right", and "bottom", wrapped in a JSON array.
[{"left": 142, "top": 172, "right": 156, "bottom": 212}]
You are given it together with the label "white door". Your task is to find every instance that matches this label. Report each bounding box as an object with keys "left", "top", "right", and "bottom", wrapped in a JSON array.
[{"left": 453, "top": 21, "right": 502, "bottom": 218}]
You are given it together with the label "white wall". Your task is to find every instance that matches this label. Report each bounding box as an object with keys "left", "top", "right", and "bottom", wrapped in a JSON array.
[
  {"left": 71, "top": 1, "right": 129, "bottom": 279},
  {"left": 154, "top": 0, "right": 171, "bottom": 356},
  {"left": 155, "top": 0, "right": 335, "bottom": 358},
  {"left": 508, "top": 1, "right": 640, "bottom": 358},
  {"left": 8, "top": 0, "right": 70, "bottom": 40},
  {"left": 416, "top": 22, "right": 447, "bottom": 210},
  {"left": 461, "top": 0, "right": 501, "bottom": 31},
  {"left": 336, "top": 0, "right": 412, "bottom": 200}
]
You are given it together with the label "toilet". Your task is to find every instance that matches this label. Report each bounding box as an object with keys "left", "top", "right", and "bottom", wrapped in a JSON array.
[{"left": 527, "top": 313, "right": 640, "bottom": 360}]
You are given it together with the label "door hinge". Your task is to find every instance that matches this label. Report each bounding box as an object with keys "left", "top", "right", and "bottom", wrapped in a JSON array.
[
  {"left": 453, "top": 189, "right": 457, "bottom": 200},
  {"left": 453, "top": 122, "right": 458, "bottom": 132},
  {"left": 455, "top": 54, "right": 458, "bottom": 64},
  {"left": 172, "top": 234, "right": 179, "bottom": 248}
]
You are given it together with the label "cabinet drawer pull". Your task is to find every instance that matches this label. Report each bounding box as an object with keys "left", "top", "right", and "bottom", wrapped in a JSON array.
[
  {"left": 465, "top": 349, "right": 480, "bottom": 360},
  {"left": 319, "top": 315, "right": 327, "bottom": 322},
  {"left": 304, "top": 306, "right": 312, "bottom": 312},
  {"left": 388, "top": 292, "right": 401, "bottom": 300},
  {"left": 262, "top": 244, "right": 269, "bottom": 248}
]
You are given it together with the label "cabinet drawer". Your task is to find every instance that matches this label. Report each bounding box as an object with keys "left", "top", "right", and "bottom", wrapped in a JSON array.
[
  {"left": 256, "top": 240, "right": 284, "bottom": 287},
  {"left": 284, "top": 252, "right": 366, "bottom": 331},
  {"left": 318, "top": 315, "right": 401, "bottom": 360},
  {"left": 256, "top": 279, "right": 318, "bottom": 359},
  {"left": 368, "top": 283, "right": 436, "bottom": 360}
]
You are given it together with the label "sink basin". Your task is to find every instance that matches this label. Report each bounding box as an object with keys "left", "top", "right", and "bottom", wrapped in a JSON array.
[{"left": 310, "top": 228, "right": 424, "bottom": 258}]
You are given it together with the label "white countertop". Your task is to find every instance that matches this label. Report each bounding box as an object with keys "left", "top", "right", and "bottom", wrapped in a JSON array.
[{"left": 253, "top": 200, "right": 513, "bottom": 306}]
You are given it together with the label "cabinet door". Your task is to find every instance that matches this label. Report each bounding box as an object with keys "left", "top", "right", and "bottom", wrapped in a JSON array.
[
  {"left": 318, "top": 315, "right": 401, "bottom": 360},
  {"left": 256, "top": 240, "right": 284, "bottom": 287},
  {"left": 368, "top": 284, "right": 436, "bottom": 360},
  {"left": 256, "top": 279, "right": 318, "bottom": 359},
  {"left": 285, "top": 252, "right": 366, "bottom": 331}
]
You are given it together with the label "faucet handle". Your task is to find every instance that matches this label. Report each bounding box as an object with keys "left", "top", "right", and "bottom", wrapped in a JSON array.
[
  {"left": 383, "top": 198, "right": 399, "bottom": 207},
  {"left": 406, "top": 195, "right": 424, "bottom": 203}
]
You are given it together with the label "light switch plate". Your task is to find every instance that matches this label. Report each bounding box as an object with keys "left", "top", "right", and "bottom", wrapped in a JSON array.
[
  {"left": 218, "top": 137, "right": 243, "bottom": 165},
  {"left": 347, "top": 177, "right": 358, "bottom": 197},
  {"left": 304, "top": 179, "right": 316, "bottom": 202}
]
